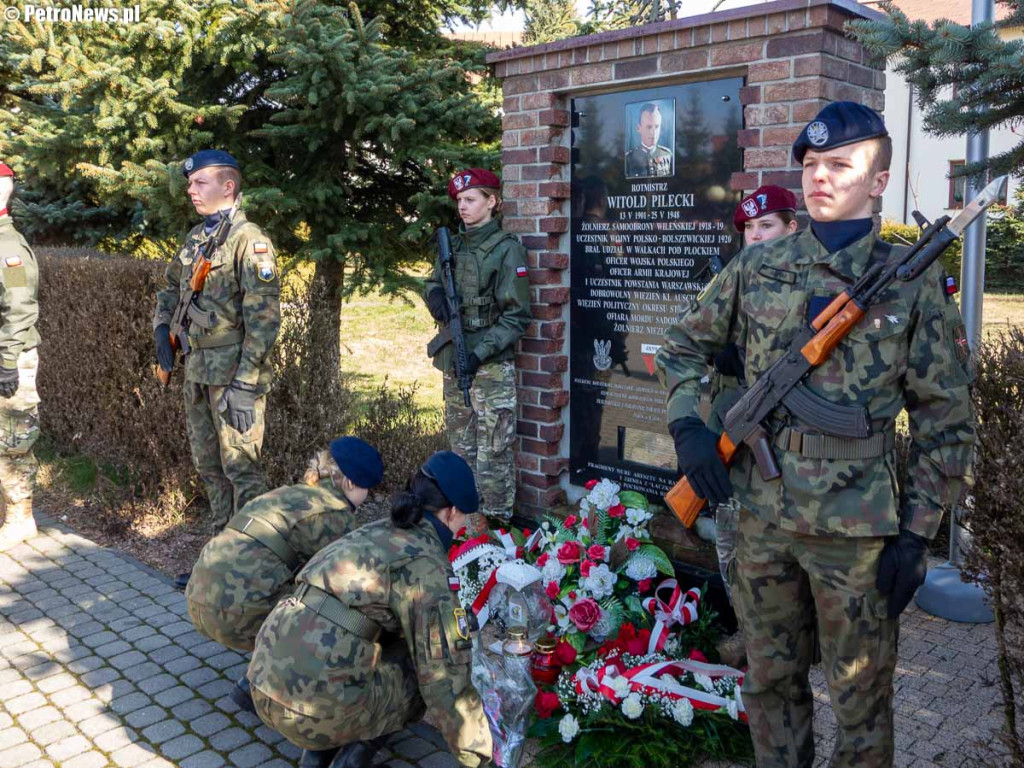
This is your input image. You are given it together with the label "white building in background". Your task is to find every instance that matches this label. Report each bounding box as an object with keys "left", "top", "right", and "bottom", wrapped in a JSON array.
[{"left": 455, "top": 0, "right": 1020, "bottom": 223}]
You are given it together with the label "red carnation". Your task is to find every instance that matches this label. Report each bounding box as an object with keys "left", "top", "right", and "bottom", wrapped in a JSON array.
[
  {"left": 536, "top": 552, "right": 550, "bottom": 567},
  {"left": 568, "top": 598, "right": 601, "bottom": 632},
  {"left": 554, "top": 639, "right": 577, "bottom": 666},
  {"left": 638, "top": 578, "right": 652, "bottom": 593},
  {"left": 535, "top": 691, "right": 561, "bottom": 719},
  {"left": 625, "top": 537, "right": 640, "bottom": 552},
  {"left": 608, "top": 503, "right": 626, "bottom": 518},
  {"left": 688, "top": 649, "right": 708, "bottom": 663},
  {"left": 580, "top": 560, "right": 594, "bottom": 577},
  {"left": 563, "top": 515, "right": 578, "bottom": 529},
  {"left": 545, "top": 581, "right": 560, "bottom": 599},
  {"left": 626, "top": 628, "right": 652, "bottom": 656},
  {"left": 585, "top": 479, "right": 598, "bottom": 490},
  {"left": 556, "top": 541, "right": 582, "bottom": 565},
  {"left": 587, "top": 544, "right": 606, "bottom": 562}
]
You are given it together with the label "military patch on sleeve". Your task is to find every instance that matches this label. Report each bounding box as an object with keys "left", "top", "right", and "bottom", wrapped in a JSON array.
[
  {"left": 951, "top": 322, "right": 970, "bottom": 365},
  {"left": 448, "top": 576, "right": 461, "bottom": 592},
  {"left": 257, "top": 261, "right": 276, "bottom": 282},
  {"left": 253, "top": 241, "right": 269, "bottom": 255},
  {"left": 453, "top": 607, "right": 470, "bottom": 640},
  {"left": 4, "top": 255, "right": 22, "bottom": 268},
  {"left": 757, "top": 265, "right": 797, "bottom": 284},
  {"left": 515, "top": 266, "right": 528, "bottom": 278}
]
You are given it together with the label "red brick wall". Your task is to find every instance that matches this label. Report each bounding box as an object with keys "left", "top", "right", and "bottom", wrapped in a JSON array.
[{"left": 487, "top": 0, "right": 885, "bottom": 518}]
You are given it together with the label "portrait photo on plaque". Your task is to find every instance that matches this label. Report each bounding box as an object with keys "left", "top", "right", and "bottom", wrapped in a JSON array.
[{"left": 623, "top": 98, "right": 675, "bottom": 179}]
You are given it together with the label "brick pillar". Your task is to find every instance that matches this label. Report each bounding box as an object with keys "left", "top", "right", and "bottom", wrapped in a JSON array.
[{"left": 488, "top": 0, "right": 886, "bottom": 519}]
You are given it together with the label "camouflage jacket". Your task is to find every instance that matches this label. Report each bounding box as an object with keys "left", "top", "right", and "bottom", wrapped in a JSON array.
[
  {"left": 0, "top": 216, "right": 39, "bottom": 368},
  {"left": 187, "top": 483, "right": 355, "bottom": 613},
  {"left": 153, "top": 211, "right": 280, "bottom": 387},
  {"left": 248, "top": 517, "right": 492, "bottom": 766},
  {"left": 424, "top": 218, "right": 531, "bottom": 372},
  {"left": 655, "top": 229, "right": 976, "bottom": 539}
]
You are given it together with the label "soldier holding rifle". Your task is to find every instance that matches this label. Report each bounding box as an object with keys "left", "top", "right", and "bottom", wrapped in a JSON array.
[
  {"left": 656, "top": 102, "right": 979, "bottom": 767},
  {"left": 423, "top": 169, "right": 531, "bottom": 529},
  {"left": 153, "top": 150, "right": 281, "bottom": 589}
]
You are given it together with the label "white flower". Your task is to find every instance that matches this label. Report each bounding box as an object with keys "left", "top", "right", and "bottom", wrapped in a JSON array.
[
  {"left": 541, "top": 558, "right": 566, "bottom": 584},
  {"left": 588, "top": 610, "right": 615, "bottom": 642},
  {"left": 625, "top": 556, "right": 657, "bottom": 581},
  {"left": 726, "top": 697, "right": 739, "bottom": 721},
  {"left": 586, "top": 479, "right": 621, "bottom": 510},
  {"left": 558, "top": 714, "right": 580, "bottom": 742},
  {"left": 671, "top": 698, "right": 694, "bottom": 727},
  {"left": 625, "top": 507, "right": 651, "bottom": 526},
  {"left": 621, "top": 693, "right": 644, "bottom": 719},
  {"left": 614, "top": 524, "right": 636, "bottom": 542},
  {"left": 609, "top": 675, "right": 631, "bottom": 698},
  {"left": 694, "top": 673, "right": 715, "bottom": 693},
  {"left": 552, "top": 604, "right": 572, "bottom": 633},
  {"left": 582, "top": 563, "right": 616, "bottom": 600}
]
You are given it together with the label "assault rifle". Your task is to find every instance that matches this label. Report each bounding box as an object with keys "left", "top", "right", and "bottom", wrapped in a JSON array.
[
  {"left": 666, "top": 176, "right": 1008, "bottom": 527},
  {"left": 425, "top": 227, "right": 473, "bottom": 406},
  {"left": 155, "top": 194, "right": 242, "bottom": 386}
]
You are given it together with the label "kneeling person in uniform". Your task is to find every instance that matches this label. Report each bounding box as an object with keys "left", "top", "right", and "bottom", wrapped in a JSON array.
[
  {"left": 247, "top": 451, "right": 492, "bottom": 768},
  {"left": 187, "top": 437, "right": 383, "bottom": 710}
]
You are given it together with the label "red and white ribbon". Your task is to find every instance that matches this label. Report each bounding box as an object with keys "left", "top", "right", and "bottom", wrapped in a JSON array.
[
  {"left": 450, "top": 537, "right": 503, "bottom": 571},
  {"left": 642, "top": 580, "right": 700, "bottom": 654},
  {"left": 471, "top": 569, "right": 499, "bottom": 628},
  {"left": 495, "top": 530, "right": 524, "bottom": 560}
]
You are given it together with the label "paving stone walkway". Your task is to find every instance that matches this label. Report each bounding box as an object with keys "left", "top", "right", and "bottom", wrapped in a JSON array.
[{"left": 0, "top": 520, "right": 1012, "bottom": 768}]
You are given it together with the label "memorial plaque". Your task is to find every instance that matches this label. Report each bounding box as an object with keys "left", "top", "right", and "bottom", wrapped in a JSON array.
[{"left": 569, "top": 78, "right": 744, "bottom": 496}]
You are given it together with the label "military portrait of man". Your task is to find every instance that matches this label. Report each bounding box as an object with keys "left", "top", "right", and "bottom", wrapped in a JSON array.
[{"left": 624, "top": 100, "right": 675, "bottom": 179}]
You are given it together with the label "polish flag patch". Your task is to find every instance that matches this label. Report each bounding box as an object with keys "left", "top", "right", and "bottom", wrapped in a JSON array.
[
  {"left": 516, "top": 266, "right": 528, "bottom": 278},
  {"left": 253, "top": 242, "right": 268, "bottom": 255},
  {"left": 449, "top": 577, "right": 461, "bottom": 591}
]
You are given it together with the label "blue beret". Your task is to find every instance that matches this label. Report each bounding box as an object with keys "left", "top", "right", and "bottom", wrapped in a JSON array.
[
  {"left": 792, "top": 101, "right": 888, "bottom": 164},
  {"left": 182, "top": 149, "right": 239, "bottom": 178},
  {"left": 329, "top": 437, "right": 384, "bottom": 490},
  {"left": 422, "top": 451, "right": 479, "bottom": 514}
]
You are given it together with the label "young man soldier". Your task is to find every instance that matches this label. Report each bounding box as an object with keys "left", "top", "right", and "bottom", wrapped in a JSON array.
[
  {"left": 656, "top": 102, "right": 976, "bottom": 767},
  {"left": 0, "top": 163, "right": 42, "bottom": 550},
  {"left": 153, "top": 150, "right": 281, "bottom": 589}
]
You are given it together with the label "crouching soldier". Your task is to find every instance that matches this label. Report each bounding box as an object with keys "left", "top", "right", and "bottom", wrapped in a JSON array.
[
  {"left": 248, "top": 451, "right": 493, "bottom": 768},
  {"left": 186, "top": 437, "right": 383, "bottom": 709}
]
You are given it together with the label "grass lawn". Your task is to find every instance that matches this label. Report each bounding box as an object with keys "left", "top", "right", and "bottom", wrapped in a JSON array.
[{"left": 979, "top": 293, "right": 1024, "bottom": 339}]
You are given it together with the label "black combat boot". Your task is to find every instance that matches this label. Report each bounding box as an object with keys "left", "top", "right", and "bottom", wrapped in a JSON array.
[
  {"left": 229, "top": 675, "right": 255, "bottom": 713},
  {"left": 329, "top": 734, "right": 390, "bottom": 768},
  {"left": 299, "top": 747, "right": 340, "bottom": 768},
  {"left": 174, "top": 571, "right": 191, "bottom": 590}
]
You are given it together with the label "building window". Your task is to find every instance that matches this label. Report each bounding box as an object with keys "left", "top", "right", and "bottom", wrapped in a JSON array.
[{"left": 948, "top": 160, "right": 1008, "bottom": 209}]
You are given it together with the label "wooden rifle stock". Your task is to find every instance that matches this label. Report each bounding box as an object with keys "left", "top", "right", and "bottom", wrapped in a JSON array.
[{"left": 664, "top": 432, "right": 738, "bottom": 527}]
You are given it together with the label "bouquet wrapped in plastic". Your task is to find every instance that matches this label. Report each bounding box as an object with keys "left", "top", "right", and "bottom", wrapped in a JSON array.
[{"left": 471, "top": 631, "right": 537, "bottom": 768}]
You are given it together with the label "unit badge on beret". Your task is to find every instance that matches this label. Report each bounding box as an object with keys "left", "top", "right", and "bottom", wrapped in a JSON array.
[
  {"left": 741, "top": 199, "right": 759, "bottom": 218},
  {"left": 184, "top": 157, "right": 194, "bottom": 171},
  {"left": 807, "top": 121, "right": 829, "bottom": 146}
]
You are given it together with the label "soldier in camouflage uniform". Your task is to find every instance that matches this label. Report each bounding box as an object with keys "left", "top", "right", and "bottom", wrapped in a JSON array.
[
  {"left": 656, "top": 102, "right": 976, "bottom": 768},
  {"left": 424, "top": 169, "right": 530, "bottom": 528},
  {"left": 0, "top": 163, "right": 41, "bottom": 550},
  {"left": 248, "top": 451, "right": 492, "bottom": 768},
  {"left": 153, "top": 150, "right": 281, "bottom": 587}
]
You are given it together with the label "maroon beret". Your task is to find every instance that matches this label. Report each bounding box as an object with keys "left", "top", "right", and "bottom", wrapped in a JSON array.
[
  {"left": 733, "top": 185, "right": 797, "bottom": 230},
  {"left": 0, "top": 163, "right": 13, "bottom": 178},
  {"left": 448, "top": 168, "right": 501, "bottom": 200}
]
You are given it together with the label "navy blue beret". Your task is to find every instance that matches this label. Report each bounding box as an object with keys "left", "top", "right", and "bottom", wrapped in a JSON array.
[
  {"left": 329, "top": 437, "right": 384, "bottom": 490},
  {"left": 422, "top": 451, "right": 479, "bottom": 514},
  {"left": 792, "top": 101, "right": 888, "bottom": 164},
  {"left": 182, "top": 149, "right": 239, "bottom": 178}
]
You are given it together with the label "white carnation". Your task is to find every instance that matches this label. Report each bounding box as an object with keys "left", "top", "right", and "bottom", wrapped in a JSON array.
[
  {"left": 671, "top": 698, "right": 694, "bottom": 727},
  {"left": 621, "top": 693, "right": 644, "bottom": 719},
  {"left": 541, "top": 559, "right": 566, "bottom": 584},
  {"left": 586, "top": 479, "right": 621, "bottom": 510},
  {"left": 609, "top": 675, "right": 631, "bottom": 698},
  {"left": 558, "top": 714, "right": 580, "bottom": 742},
  {"left": 625, "top": 556, "right": 657, "bottom": 581},
  {"left": 694, "top": 673, "right": 715, "bottom": 693},
  {"left": 581, "top": 563, "right": 616, "bottom": 600}
]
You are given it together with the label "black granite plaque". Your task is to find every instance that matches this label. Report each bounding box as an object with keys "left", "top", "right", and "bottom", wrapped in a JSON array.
[{"left": 569, "top": 78, "right": 744, "bottom": 497}]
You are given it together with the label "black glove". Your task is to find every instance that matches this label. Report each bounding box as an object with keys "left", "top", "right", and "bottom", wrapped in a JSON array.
[
  {"left": 713, "top": 344, "right": 744, "bottom": 378},
  {"left": 464, "top": 353, "right": 481, "bottom": 377},
  {"left": 154, "top": 324, "right": 175, "bottom": 373},
  {"left": 0, "top": 366, "right": 18, "bottom": 399},
  {"left": 425, "top": 288, "right": 449, "bottom": 323},
  {"left": 668, "top": 416, "right": 733, "bottom": 504},
  {"left": 219, "top": 380, "right": 259, "bottom": 434},
  {"left": 876, "top": 528, "right": 929, "bottom": 619}
]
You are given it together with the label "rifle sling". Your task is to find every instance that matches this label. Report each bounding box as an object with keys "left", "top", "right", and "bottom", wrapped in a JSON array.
[
  {"left": 773, "top": 426, "right": 895, "bottom": 460},
  {"left": 190, "top": 329, "right": 245, "bottom": 349},
  {"left": 226, "top": 514, "right": 300, "bottom": 572},
  {"left": 293, "top": 583, "right": 382, "bottom": 643}
]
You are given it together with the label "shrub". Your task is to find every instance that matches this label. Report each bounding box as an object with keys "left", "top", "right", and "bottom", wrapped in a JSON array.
[{"left": 962, "top": 329, "right": 1024, "bottom": 763}]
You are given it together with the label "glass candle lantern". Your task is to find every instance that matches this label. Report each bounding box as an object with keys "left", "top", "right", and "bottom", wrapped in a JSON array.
[{"left": 530, "top": 637, "right": 559, "bottom": 686}]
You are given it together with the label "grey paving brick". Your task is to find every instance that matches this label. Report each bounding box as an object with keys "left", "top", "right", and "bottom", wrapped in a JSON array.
[
  {"left": 197, "top": 679, "right": 234, "bottom": 700},
  {"left": 205, "top": 650, "right": 244, "bottom": 670},
  {"left": 161, "top": 733, "right": 204, "bottom": 761},
  {"left": 62, "top": 698, "right": 106, "bottom": 723},
  {"left": 147, "top": 644, "right": 186, "bottom": 665},
  {"left": 67, "top": 654, "right": 106, "bottom": 675},
  {"left": 144, "top": 613, "right": 178, "bottom": 629},
  {"left": 154, "top": 686, "right": 194, "bottom": 709},
  {"left": 179, "top": 751, "right": 225, "bottom": 768},
  {"left": 109, "top": 650, "right": 149, "bottom": 670},
  {"left": 174, "top": 631, "right": 207, "bottom": 650},
  {"left": 79, "top": 712, "right": 121, "bottom": 738},
  {"left": 172, "top": 698, "right": 212, "bottom": 721},
  {"left": 80, "top": 665, "right": 121, "bottom": 689},
  {"left": 141, "top": 719, "right": 186, "bottom": 744},
  {"left": 108, "top": 616, "right": 145, "bottom": 633},
  {"left": 163, "top": 655, "right": 202, "bottom": 676},
  {"left": 96, "top": 641, "right": 134, "bottom": 659},
  {"left": 135, "top": 634, "right": 172, "bottom": 654},
  {"left": 82, "top": 630, "right": 119, "bottom": 648},
  {"left": 124, "top": 704, "right": 167, "bottom": 729},
  {"left": 123, "top": 661, "right": 163, "bottom": 684},
  {"left": 93, "top": 725, "right": 139, "bottom": 752},
  {"left": 181, "top": 666, "right": 219, "bottom": 688},
  {"left": 122, "top": 626, "right": 157, "bottom": 643},
  {"left": 208, "top": 727, "right": 250, "bottom": 751},
  {"left": 227, "top": 742, "right": 272, "bottom": 768},
  {"left": 138, "top": 674, "right": 178, "bottom": 696},
  {"left": 108, "top": 691, "right": 152, "bottom": 715},
  {"left": 191, "top": 711, "right": 231, "bottom": 737}
]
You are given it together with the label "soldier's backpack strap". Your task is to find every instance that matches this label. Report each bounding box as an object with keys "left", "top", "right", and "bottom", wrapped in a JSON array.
[
  {"left": 475, "top": 228, "right": 517, "bottom": 256},
  {"left": 293, "top": 583, "right": 382, "bottom": 643},
  {"left": 462, "top": 229, "right": 519, "bottom": 329},
  {"left": 226, "top": 513, "right": 300, "bottom": 572}
]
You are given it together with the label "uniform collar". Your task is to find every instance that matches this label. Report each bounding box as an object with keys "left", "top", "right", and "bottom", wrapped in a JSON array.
[
  {"left": 460, "top": 218, "right": 500, "bottom": 249},
  {"left": 811, "top": 218, "right": 873, "bottom": 254},
  {"left": 422, "top": 510, "right": 454, "bottom": 553},
  {"left": 791, "top": 226, "right": 878, "bottom": 280},
  {"left": 189, "top": 209, "right": 246, "bottom": 242}
]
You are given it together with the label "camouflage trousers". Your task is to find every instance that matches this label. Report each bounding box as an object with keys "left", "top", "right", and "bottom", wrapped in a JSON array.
[
  {"left": 0, "top": 349, "right": 40, "bottom": 518},
  {"left": 443, "top": 360, "right": 516, "bottom": 520},
  {"left": 714, "top": 499, "right": 740, "bottom": 603},
  {"left": 187, "top": 599, "right": 272, "bottom": 653},
  {"left": 734, "top": 507, "right": 897, "bottom": 768},
  {"left": 184, "top": 381, "right": 268, "bottom": 529},
  {"left": 251, "top": 639, "right": 424, "bottom": 750}
]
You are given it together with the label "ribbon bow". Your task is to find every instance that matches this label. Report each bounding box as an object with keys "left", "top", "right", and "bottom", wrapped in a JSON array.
[{"left": 642, "top": 579, "right": 700, "bottom": 654}]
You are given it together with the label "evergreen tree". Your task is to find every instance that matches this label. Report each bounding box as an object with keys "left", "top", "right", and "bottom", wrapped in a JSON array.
[
  {"left": 525, "top": 0, "right": 580, "bottom": 44},
  {"left": 849, "top": 0, "right": 1024, "bottom": 180}
]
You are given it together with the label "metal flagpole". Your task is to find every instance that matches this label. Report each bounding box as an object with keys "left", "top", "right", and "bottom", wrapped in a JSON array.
[{"left": 914, "top": 0, "right": 995, "bottom": 623}]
